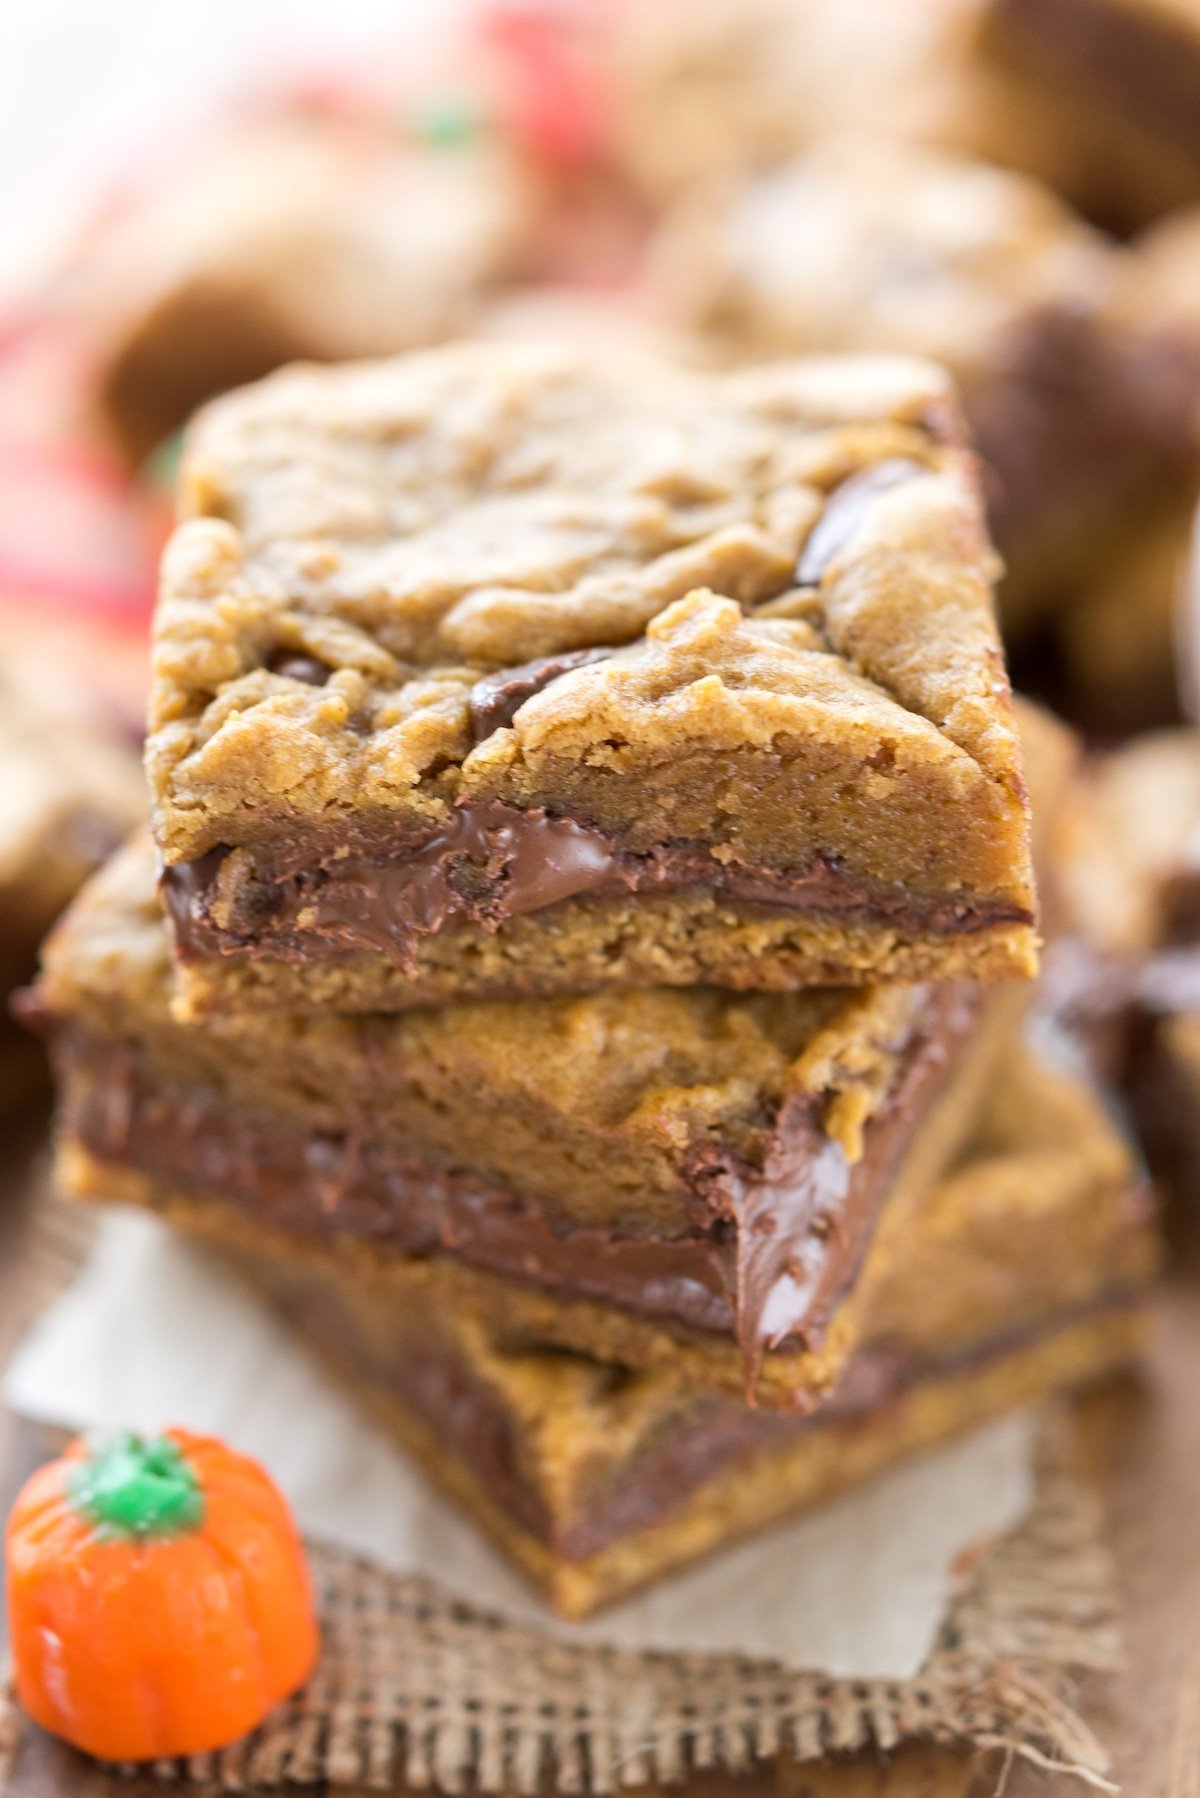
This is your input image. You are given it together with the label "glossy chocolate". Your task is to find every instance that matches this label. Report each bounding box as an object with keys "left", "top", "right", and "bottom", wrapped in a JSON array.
[
  {"left": 55, "top": 982, "right": 982, "bottom": 1393},
  {"left": 267, "top": 653, "right": 330, "bottom": 687},
  {"left": 796, "top": 458, "right": 929, "bottom": 585},
  {"left": 161, "top": 804, "right": 1034, "bottom": 972},
  {"left": 468, "top": 647, "right": 616, "bottom": 744}
]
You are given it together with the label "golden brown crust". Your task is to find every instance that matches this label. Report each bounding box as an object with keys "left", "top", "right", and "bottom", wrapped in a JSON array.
[
  {"left": 169, "top": 899, "right": 1038, "bottom": 1017},
  {"left": 154, "top": 346, "right": 1018, "bottom": 831},
  {"left": 146, "top": 342, "right": 1036, "bottom": 993}
]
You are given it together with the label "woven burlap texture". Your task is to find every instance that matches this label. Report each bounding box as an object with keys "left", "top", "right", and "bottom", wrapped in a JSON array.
[{"left": 0, "top": 1191, "right": 1122, "bottom": 1794}]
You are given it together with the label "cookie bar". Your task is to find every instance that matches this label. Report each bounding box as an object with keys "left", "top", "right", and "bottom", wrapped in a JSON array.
[
  {"left": 1054, "top": 207, "right": 1200, "bottom": 728},
  {"left": 0, "top": 660, "right": 143, "bottom": 1101},
  {"left": 75, "top": 115, "right": 533, "bottom": 468},
  {"left": 1055, "top": 508, "right": 1192, "bottom": 734},
  {"left": 653, "top": 138, "right": 1200, "bottom": 656},
  {"left": 1053, "top": 730, "right": 1200, "bottom": 1195},
  {"left": 33, "top": 838, "right": 1019, "bottom": 1407},
  {"left": 603, "top": 0, "right": 1047, "bottom": 208},
  {"left": 1057, "top": 731, "right": 1200, "bottom": 965},
  {"left": 181, "top": 1037, "right": 1155, "bottom": 1617},
  {"left": 982, "top": 0, "right": 1200, "bottom": 227},
  {"left": 149, "top": 343, "right": 1037, "bottom": 1014}
]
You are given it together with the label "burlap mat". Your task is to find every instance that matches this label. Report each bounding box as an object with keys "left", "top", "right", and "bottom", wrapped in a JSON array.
[{"left": 0, "top": 1185, "right": 1123, "bottom": 1793}]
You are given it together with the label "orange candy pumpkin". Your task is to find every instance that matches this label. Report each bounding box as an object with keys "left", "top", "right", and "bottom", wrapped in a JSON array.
[{"left": 6, "top": 1428, "right": 319, "bottom": 1762}]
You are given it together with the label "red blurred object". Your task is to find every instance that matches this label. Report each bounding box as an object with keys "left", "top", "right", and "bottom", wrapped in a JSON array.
[
  {"left": 0, "top": 437, "right": 162, "bottom": 626},
  {"left": 480, "top": 4, "right": 615, "bottom": 168},
  {"left": 0, "top": 312, "right": 161, "bottom": 730}
]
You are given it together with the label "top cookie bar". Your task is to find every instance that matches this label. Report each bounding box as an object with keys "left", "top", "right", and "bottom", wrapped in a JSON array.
[{"left": 149, "top": 342, "right": 1037, "bottom": 1014}]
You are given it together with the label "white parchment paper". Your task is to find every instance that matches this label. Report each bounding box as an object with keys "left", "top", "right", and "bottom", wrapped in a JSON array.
[{"left": 5, "top": 1208, "right": 1035, "bottom": 1679}]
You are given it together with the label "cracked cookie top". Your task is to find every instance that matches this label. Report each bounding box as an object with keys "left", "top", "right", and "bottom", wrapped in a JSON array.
[{"left": 148, "top": 340, "right": 1029, "bottom": 905}]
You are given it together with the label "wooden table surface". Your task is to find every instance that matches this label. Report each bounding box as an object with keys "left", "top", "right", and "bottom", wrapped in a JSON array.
[{"left": 1, "top": 1143, "right": 1199, "bottom": 1797}]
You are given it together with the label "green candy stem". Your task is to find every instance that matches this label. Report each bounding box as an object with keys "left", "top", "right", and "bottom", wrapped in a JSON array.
[
  {"left": 410, "top": 95, "right": 479, "bottom": 149},
  {"left": 142, "top": 428, "right": 184, "bottom": 496},
  {"left": 69, "top": 1432, "right": 204, "bottom": 1539}
]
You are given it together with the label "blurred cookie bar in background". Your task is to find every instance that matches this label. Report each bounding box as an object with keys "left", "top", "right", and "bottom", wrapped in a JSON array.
[
  {"left": 1061, "top": 206, "right": 1200, "bottom": 726},
  {"left": 1058, "top": 732, "right": 1200, "bottom": 971},
  {"left": 979, "top": 0, "right": 1200, "bottom": 230},
  {"left": 602, "top": 0, "right": 1200, "bottom": 232},
  {"left": 67, "top": 108, "right": 538, "bottom": 469},
  {"left": 602, "top": 0, "right": 1001, "bottom": 206},
  {"left": 651, "top": 135, "right": 1200, "bottom": 727},
  {"left": 1054, "top": 729, "right": 1200, "bottom": 1212},
  {"left": 0, "top": 654, "right": 142, "bottom": 1104}
]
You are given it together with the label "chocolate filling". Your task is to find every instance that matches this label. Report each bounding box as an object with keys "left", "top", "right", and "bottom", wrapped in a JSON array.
[
  {"left": 161, "top": 806, "right": 1033, "bottom": 972},
  {"left": 53, "top": 983, "right": 982, "bottom": 1391},
  {"left": 468, "top": 647, "right": 616, "bottom": 743}
]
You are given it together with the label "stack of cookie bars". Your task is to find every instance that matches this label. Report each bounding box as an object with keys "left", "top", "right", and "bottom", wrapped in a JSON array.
[{"left": 30, "top": 342, "right": 1158, "bottom": 1617}]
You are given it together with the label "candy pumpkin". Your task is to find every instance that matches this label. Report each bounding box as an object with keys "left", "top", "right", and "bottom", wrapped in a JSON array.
[{"left": 6, "top": 1428, "right": 318, "bottom": 1762}]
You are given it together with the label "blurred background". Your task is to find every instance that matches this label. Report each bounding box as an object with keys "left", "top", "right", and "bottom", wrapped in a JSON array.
[{"left": 0, "top": 1, "right": 446, "bottom": 297}]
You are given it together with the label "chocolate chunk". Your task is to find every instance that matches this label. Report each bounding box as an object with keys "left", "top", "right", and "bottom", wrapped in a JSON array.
[
  {"left": 797, "top": 458, "right": 929, "bottom": 586},
  {"left": 468, "top": 647, "right": 615, "bottom": 745},
  {"left": 268, "top": 652, "right": 330, "bottom": 687}
]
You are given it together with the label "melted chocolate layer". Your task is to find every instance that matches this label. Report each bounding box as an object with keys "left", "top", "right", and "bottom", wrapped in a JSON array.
[
  {"left": 56, "top": 983, "right": 981, "bottom": 1389},
  {"left": 161, "top": 804, "right": 1033, "bottom": 971}
]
